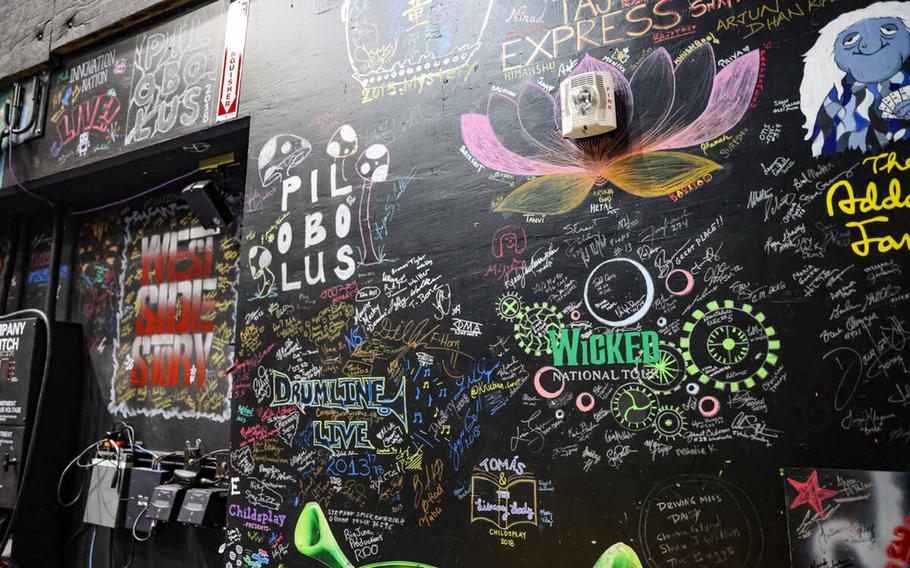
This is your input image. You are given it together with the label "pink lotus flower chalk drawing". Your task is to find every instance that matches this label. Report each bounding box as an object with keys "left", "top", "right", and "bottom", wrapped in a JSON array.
[{"left": 460, "top": 45, "right": 760, "bottom": 215}]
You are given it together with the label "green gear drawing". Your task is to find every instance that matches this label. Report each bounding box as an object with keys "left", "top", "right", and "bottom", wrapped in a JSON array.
[
  {"left": 707, "top": 325, "right": 749, "bottom": 364},
  {"left": 653, "top": 405, "right": 686, "bottom": 441},
  {"left": 610, "top": 383, "right": 658, "bottom": 431},
  {"left": 513, "top": 302, "right": 563, "bottom": 356},
  {"left": 496, "top": 292, "right": 524, "bottom": 321},
  {"left": 641, "top": 340, "right": 686, "bottom": 393},
  {"left": 680, "top": 300, "right": 780, "bottom": 393}
]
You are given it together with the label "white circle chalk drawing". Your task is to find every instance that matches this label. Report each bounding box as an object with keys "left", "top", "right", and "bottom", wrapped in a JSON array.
[
  {"left": 584, "top": 258, "right": 655, "bottom": 327},
  {"left": 639, "top": 475, "right": 763, "bottom": 568}
]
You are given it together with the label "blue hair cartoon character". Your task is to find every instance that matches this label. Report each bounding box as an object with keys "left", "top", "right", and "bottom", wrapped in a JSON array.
[{"left": 800, "top": 2, "right": 910, "bottom": 157}]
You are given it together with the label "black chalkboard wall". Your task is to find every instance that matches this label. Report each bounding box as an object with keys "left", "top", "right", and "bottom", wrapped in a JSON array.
[{"left": 228, "top": 0, "right": 910, "bottom": 567}]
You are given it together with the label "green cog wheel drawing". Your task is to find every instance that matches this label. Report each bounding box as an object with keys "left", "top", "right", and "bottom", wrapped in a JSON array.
[
  {"left": 513, "top": 302, "right": 564, "bottom": 356},
  {"left": 496, "top": 292, "right": 524, "bottom": 321},
  {"left": 707, "top": 325, "right": 749, "bottom": 364},
  {"left": 653, "top": 405, "right": 686, "bottom": 441},
  {"left": 680, "top": 300, "right": 780, "bottom": 393},
  {"left": 641, "top": 340, "right": 686, "bottom": 393},
  {"left": 610, "top": 383, "right": 658, "bottom": 431}
]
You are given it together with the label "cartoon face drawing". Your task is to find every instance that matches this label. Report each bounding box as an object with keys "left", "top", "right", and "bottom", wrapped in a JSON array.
[
  {"left": 800, "top": 2, "right": 910, "bottom": 157},
  {"left": 834, "top": 17, "right": 910, "bottom": 83}
]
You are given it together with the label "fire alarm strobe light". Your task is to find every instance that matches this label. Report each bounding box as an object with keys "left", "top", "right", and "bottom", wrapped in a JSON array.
[{"left": 560, "top": 71, "right": 617, "bottom": 139}]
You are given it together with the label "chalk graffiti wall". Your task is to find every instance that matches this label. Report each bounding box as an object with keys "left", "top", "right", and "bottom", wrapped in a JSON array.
[
  {"left": 226, "top": 0, "right": 909, "bottom": 566},
  {"left": 54, "top": 192, "right": 240, "bottom": 455},
  {"left": 109, "top": 195, "right": 241, "bottom": 422},
  {"left": 49, "top": 47, "right": 130, "bottom": 162},
  {"left": 124, "top": 12, "right": 218, "bottom": 146}
]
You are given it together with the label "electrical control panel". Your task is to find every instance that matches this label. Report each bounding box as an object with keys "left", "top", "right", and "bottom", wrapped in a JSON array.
[
  {"left": 0, "top": 427, "right": 25, "bottom": 508},
  {"left": 3, "top": 319, "right": 84, "bottom": 568},
  {"left": 0, "top": 318, "right": 39, "bottom": 509}
]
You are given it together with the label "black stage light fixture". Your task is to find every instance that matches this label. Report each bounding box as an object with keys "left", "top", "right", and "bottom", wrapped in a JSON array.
[{"left": 182, "top": 179, "right": 234, "bottom": 230}]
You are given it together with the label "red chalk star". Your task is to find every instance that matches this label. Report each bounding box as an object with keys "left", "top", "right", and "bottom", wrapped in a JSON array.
[{"left": 788, "top": 470, "right": 838, "bottom": 519}]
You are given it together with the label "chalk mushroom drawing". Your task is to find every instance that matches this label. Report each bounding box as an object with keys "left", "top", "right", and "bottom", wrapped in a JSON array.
[
  {"left": 355, "top": 143, "right": 391, "bottom": 265},
  {"left": 460, "top": 45, "right": 760, "bottom": 215},
  {"left": 326, "top": 124, "right": 359, "bottom": 180},
  {"left": 800, "top": 1, "right": 910, "bottom": 156},
  {"left": 258, "top": 134, "right": 312, "bottom": 187}
]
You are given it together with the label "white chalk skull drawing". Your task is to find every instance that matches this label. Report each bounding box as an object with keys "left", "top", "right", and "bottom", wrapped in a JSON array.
[
  {"left": 258, "top": 134, "right": 312, "bottom": 187},
  {"left": 248, "top": 245, "right": 276, "bottom": 299}
]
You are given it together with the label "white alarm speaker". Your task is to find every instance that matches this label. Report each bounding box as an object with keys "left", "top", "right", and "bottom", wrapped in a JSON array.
[{"left": 560, "top": 71, "right": 617, "bottom": 139}]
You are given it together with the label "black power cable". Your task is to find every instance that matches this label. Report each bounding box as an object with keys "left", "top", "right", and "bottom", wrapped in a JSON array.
[{"left": 0, "top": 309, "right": 53, "bottom": 560}]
